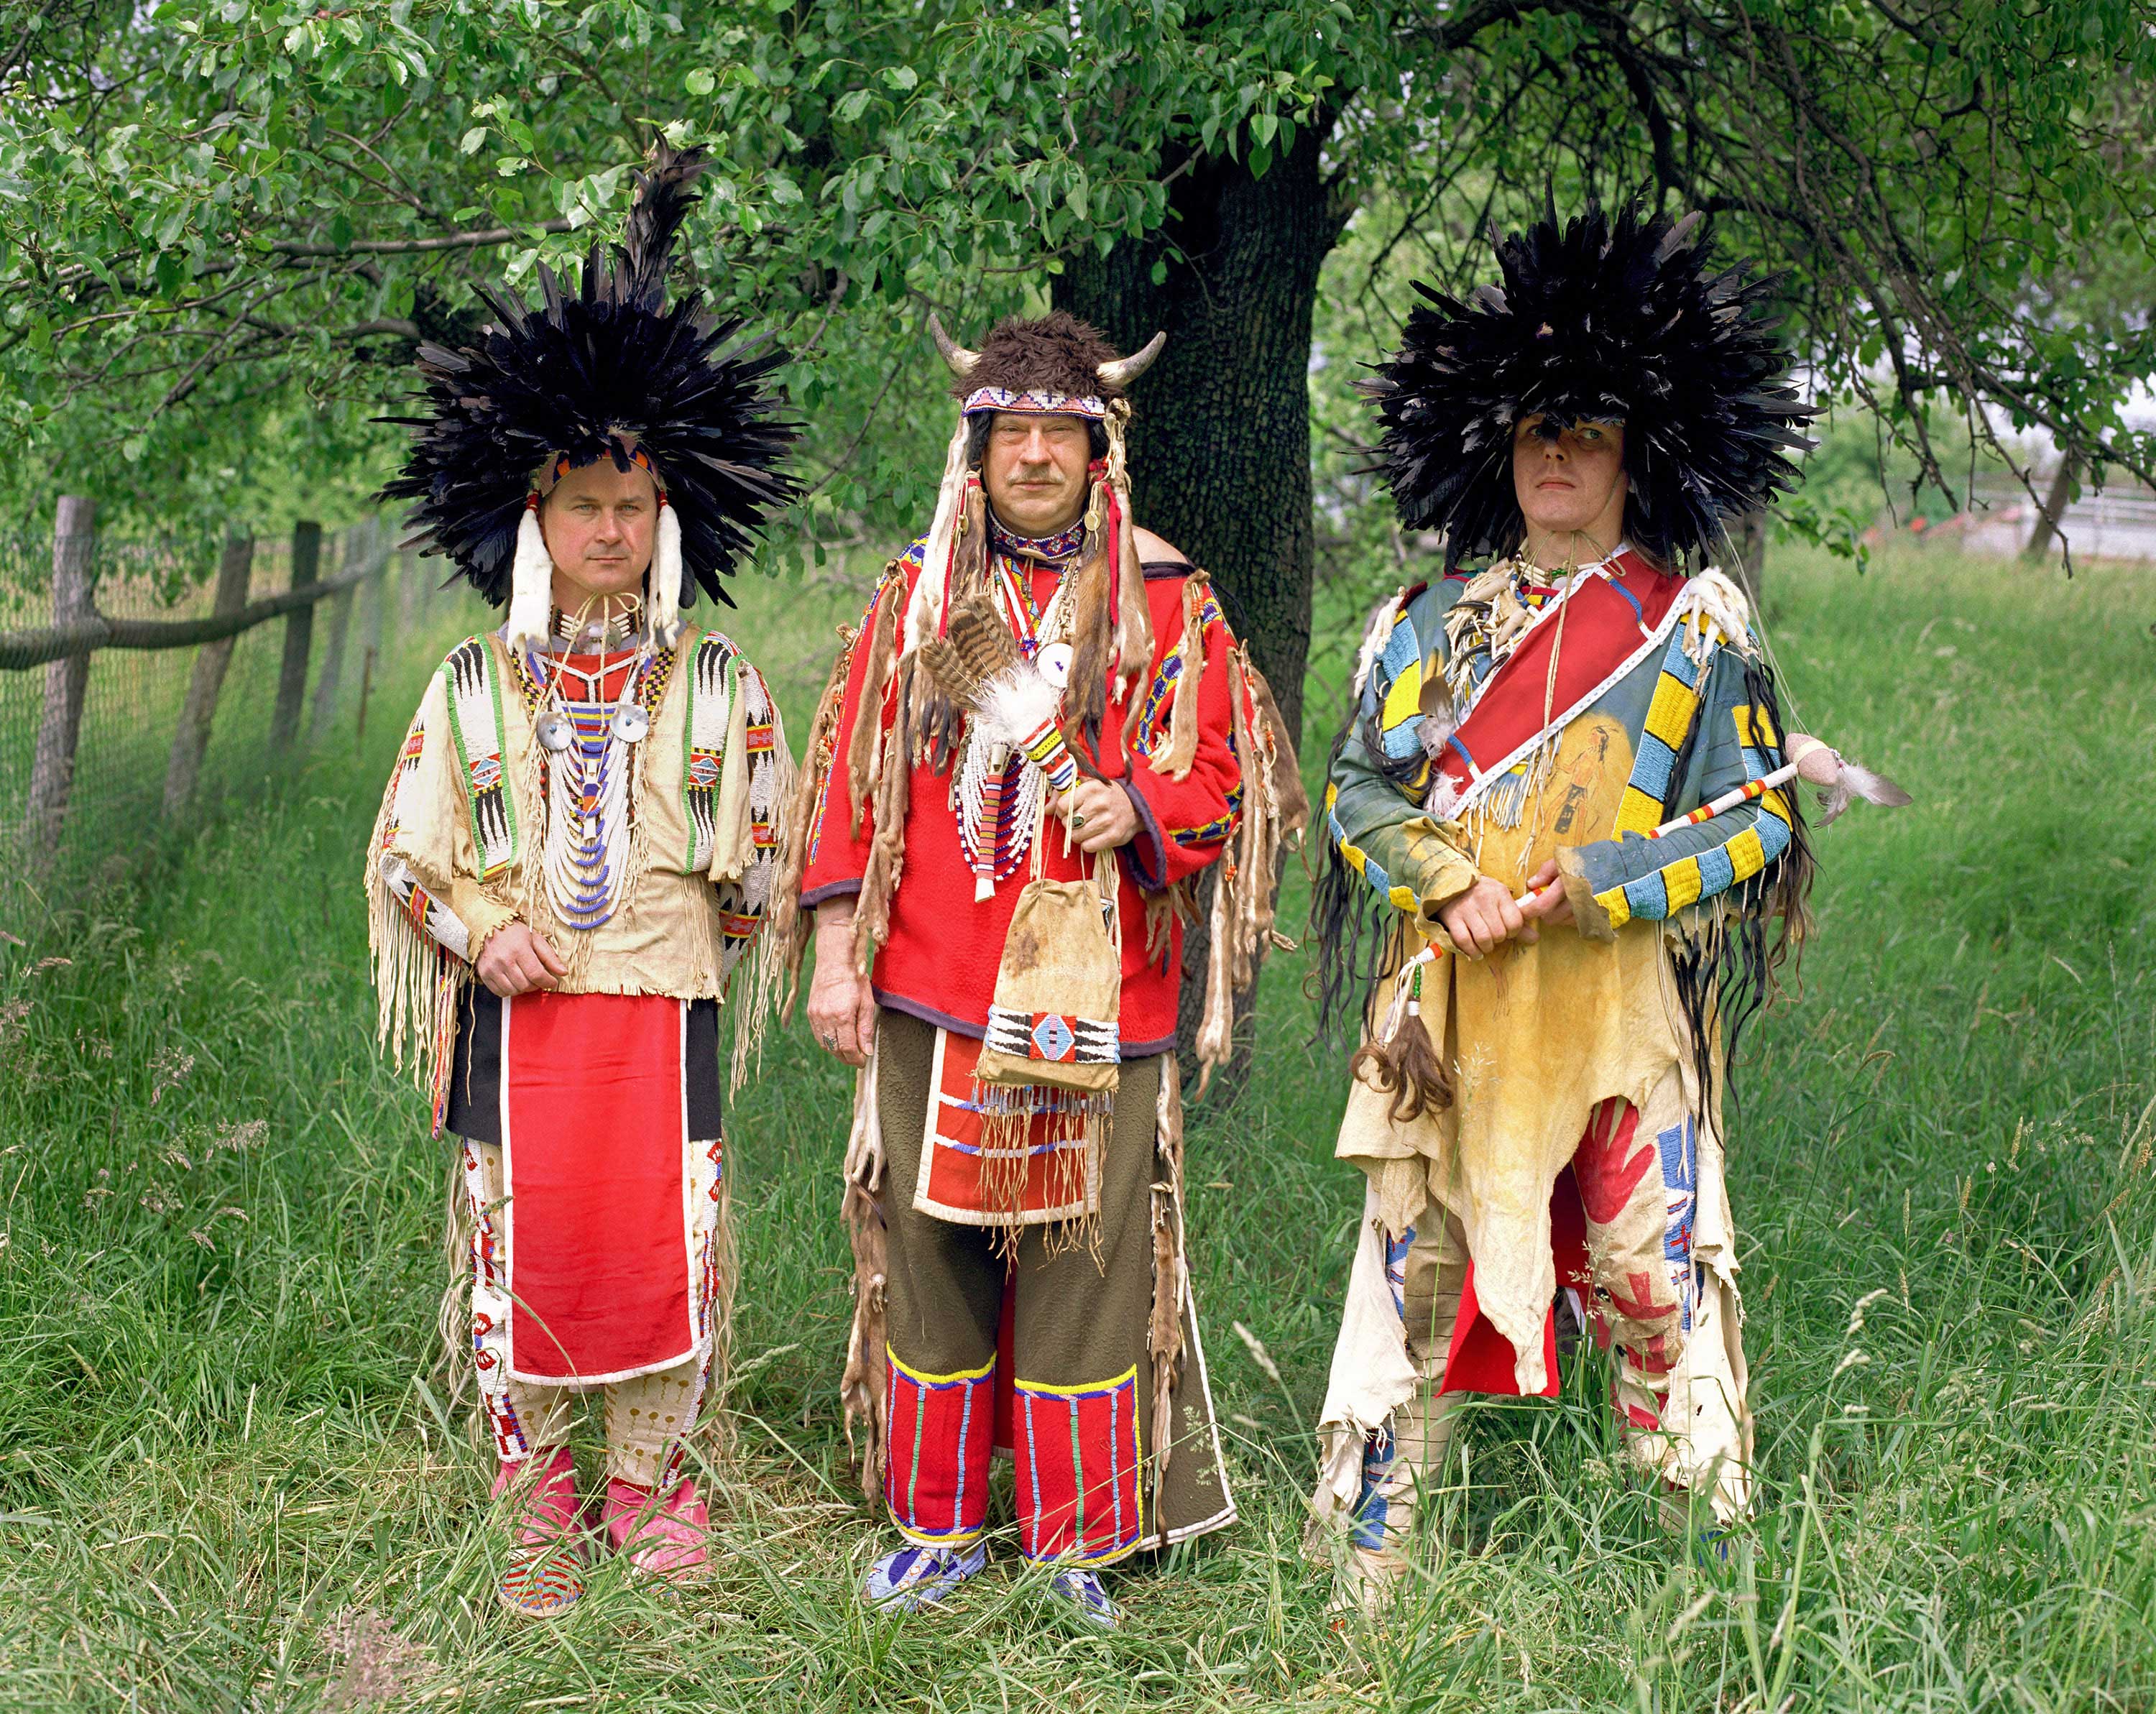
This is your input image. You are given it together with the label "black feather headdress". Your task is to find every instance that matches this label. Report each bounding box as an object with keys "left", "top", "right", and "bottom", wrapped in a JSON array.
[
  {"left": 382, "top": 146, "right": 796, "bottom": 631},
  {"left": 1369, "top": 204, "right": 1813, "bottom": 567}
]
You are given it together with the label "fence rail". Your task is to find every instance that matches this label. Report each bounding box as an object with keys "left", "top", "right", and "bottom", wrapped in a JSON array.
[{"left": 1, "top": 499, "right": 427, "bottom": 906}]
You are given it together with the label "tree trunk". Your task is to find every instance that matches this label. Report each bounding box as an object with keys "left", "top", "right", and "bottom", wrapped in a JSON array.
[
  {"left": 1730, "top": 505, "right": 1768, "bottom": 609},
  {"left": 24, "top": 495, "right": 96, "bottom": 860},
  {"left": 1055, "top": 125, "right": 1344, "bottom": 1098},
  {"left": 2022, "top": 457, "right": 2078, "bottom": 563}
]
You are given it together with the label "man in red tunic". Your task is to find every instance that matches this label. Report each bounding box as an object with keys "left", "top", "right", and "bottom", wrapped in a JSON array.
[{"left": 777, "top": 313, "right": 1299, "bottom": 1626}]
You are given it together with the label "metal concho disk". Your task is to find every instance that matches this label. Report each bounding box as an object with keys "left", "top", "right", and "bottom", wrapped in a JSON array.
[
  {"left": 1036, "top": 641, "right": 1074, "bottom": 690},
  {"left": 611, "top": 703, "right": 650, "bottom": 744},
  {"left": 535, "top": 711, "right": 574, "bottom": 753}
]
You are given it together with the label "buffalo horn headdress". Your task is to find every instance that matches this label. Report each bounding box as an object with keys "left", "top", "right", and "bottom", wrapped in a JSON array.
[
  {"left": 906, "top": 310, "right": 1164, "bottom": 743},
  {"left": 1369, "top": 203, "right": 1814, "bottom": 567},
  {"left": 383, "top": 145, "right": 797, "bottom": 646}
]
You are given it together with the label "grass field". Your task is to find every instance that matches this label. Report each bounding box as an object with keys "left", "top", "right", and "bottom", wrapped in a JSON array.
[{"left": 0, "top": 545, "right": 2151, "bottom": 1712}]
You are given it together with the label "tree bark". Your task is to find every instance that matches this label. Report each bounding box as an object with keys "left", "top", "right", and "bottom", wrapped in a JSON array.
[
  {"left": 24, "top": 496, "right": 96, "bottom": 859},
  {"left": 1055, "top": 125, "right": 1344, "bottom": 1097},
  {"left": 1729, "top": 505, "right": 1768, "bottom": 610},
  {"left": 2022, "top": 457, "right": 2078, "bottom": 563}
]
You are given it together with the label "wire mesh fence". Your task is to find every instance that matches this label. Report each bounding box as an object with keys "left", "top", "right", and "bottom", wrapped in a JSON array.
[{"left": 0, "top": 510, "right": 476, "bottom": 933}]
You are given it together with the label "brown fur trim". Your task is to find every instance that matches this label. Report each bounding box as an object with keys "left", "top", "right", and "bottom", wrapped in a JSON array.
[
  {"left": 1161, "top": 573, "right": 1209, "bottom": 780},
  {"left": 839, "top": 1173, "right": 888, "bottom": 1498},
  {"left": 768, "top": 622, "right": 858, "bottom": 1014},
  {"left": 846, "top": 566, "right": 904, "bottom": 838},
  {"left": 1061, "top": 499, "right": 1115, "bottom": 746},
  {"left": 853, "top": 657, "right": 916, "bottom": 970},
  {"left": 954, "top": 310, "right": 1126, "bottom": 403},
  {"left": 1146, "top": 1056, "right": 1188, "bottom": 1501},
  {"left": 1112, "top": 487, "right": 1152, "bottom": 726}
]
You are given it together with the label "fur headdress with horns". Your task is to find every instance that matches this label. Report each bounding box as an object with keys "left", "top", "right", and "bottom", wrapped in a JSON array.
[
  {"left": 1368, "top": 203, "right": 1813, "bottom": 568},
  {"left": 382, "top": 146, "right": 798, "bottom": 647},
  {"left": 911, "top": 311, "right": 1165, "bottom": 745}
]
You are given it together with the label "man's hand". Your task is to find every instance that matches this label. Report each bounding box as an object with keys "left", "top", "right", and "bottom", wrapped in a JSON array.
[
  {"left": 476, "top": 921, "right": 566, "bottom": 997},
  {"left": 1438, "top": 861, "right": 1577, "bottom": 958},
  {"left": 1060, "top": 778, "right": 1141, "bottom": 854},
  {"left": 806, "top": 898, "right": 879, "bottom": 1066},
  {"left": 1519, "top": 859, "right": 1575, "bottom": 929}
]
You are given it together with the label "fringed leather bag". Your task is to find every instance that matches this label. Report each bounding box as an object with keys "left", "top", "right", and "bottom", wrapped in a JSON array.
[{"left": 969, "top": 823, "right": 1123, "bottom": 1224}]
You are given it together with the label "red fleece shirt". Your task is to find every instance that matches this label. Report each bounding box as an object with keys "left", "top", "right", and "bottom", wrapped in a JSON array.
[{"left": 801, "top": 548, "right": 1243, "bottom": 1055}]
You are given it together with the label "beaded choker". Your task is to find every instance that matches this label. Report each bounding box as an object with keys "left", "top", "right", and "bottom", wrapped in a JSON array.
[{"left": 987, "top": 508, "right": 1087, "bottom": 566}]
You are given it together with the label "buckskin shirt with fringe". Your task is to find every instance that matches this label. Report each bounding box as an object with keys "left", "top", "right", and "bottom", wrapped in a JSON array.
[
  {"left": 1309, "top": 548, "right": 1810, "bottom": 1567},
  {"left": 365, "top": 619, "right": 792, "bottom": 1486}
]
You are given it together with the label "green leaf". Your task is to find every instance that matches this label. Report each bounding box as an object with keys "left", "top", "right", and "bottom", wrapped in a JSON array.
[
  {"left": 459, "top": 127, "right": 487, "bottom": 155},
  {"left": 834, "top": 88, "right": 872, "bottom": 124},
  {"left": 686, "top": 68, "right": 716, "bottom": 96},
  {"left": 1250, "top": 110, "right": 1277, "bottom": 149},
  {"left": 883, "top": 65, "right": 918, "bottom": 92}
]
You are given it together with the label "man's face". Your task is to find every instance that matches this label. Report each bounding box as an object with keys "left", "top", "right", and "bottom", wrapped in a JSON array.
[
  {"left": 1512, "top": 415, "right": 1628, "bottom": 543},
  {"left": 542, "top": 459, "right": 658, "bottom": 611},
  {"left": 979, "top": 411, "right": 1092, "bottom": 537}
]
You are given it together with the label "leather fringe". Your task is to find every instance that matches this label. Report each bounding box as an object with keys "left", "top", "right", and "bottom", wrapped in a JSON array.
[
  {"left": 847, "top": 568, "right": 904, "bottom": 838},
  {"left": 853, "top": 657, "right": 917, "bottom": 972},
  {"left": 839, "top": 1051, "right": 888, "bottom": 1498},
  {"left": 1159, "top": 572, "right": 1209, "bottom": 781},
  {"left": 768, "top": 621, "right": 859, "bottom": 1015},
  {"left": 1146, "top": 1056, "right": 1188, "bottom": 1503},
  {"left": 1192, "top": 648, "right": 1307, "bottom": 1094}
]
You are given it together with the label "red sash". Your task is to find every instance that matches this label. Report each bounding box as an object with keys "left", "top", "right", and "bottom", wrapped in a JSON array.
[
  {"left": 1432, "top": 551, "right": 1681, "bottom": 807},
  {"left": 501, "top": 992, "right": 695, "bottom": 1383}
]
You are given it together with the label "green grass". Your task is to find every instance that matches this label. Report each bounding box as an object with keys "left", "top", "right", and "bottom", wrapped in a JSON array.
[{"left": 0, "top": 546, "right": 2151, "bottom": 1711}]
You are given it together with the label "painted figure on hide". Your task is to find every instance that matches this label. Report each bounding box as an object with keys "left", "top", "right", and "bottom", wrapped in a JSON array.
[{"left": 1307, "top": 206, "right": 1829, "bottom": 1612}]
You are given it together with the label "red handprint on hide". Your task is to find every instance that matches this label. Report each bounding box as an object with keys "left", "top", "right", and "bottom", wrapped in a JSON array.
[{"left": 1572, "top": 1098, "right": 1657, "bottom": 1226}]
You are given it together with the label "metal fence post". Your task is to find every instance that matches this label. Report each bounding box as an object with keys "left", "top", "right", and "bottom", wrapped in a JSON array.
[
  {"left": 270, "top": 519, "right": 321, "bottom": 753},
  {"left": 23, "top": 495, "right": 97, "bottom": 856},
  {"left": 163, "top": 528, "right": 255, "bottom": 817},
  {"left": 309, "top": 522, "right": 361, "bottom": 744}
]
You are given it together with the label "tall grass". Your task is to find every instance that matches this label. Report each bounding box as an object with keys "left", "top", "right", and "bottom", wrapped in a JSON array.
[{"left": 0, "top": 547, "right": 2149, "bottom": 1711}]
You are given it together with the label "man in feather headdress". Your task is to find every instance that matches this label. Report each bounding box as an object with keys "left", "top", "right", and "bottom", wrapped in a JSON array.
[
  {"left": 365, "top": 148, "right": 796, "bottom": 1616},
  {"left": 769, "top": 311, "right": 1303, "bottom": 1626},
  {"left": 1305, "top": 206, "right": 1823, "bottom": 1610}
]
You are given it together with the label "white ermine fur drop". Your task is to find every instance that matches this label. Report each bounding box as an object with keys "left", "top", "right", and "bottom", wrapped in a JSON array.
[
  {"left": 650, "top": 497, "right": 685, "bottom": 647},
  {"left": 505, "top": 503, "right": 554, "bottom": 650},
  {"left": 905, "top": 418, "right": 975, "bottom": 659}
]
